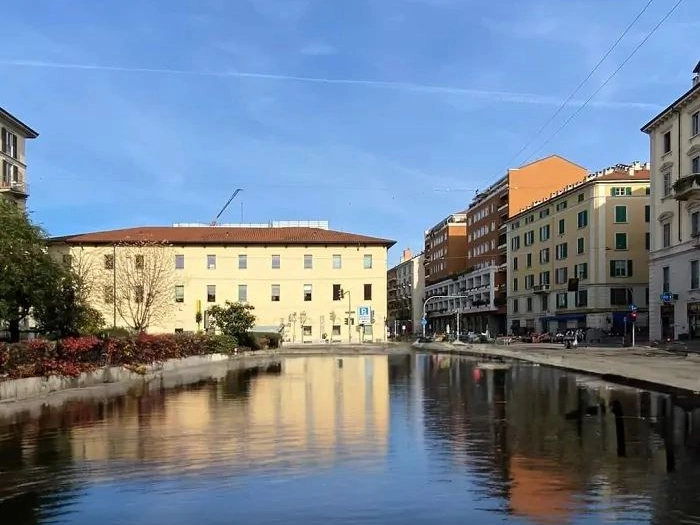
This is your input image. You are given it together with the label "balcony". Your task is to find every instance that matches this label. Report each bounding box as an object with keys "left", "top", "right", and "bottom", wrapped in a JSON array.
[
  {"left": 0, "top": 180, "right": 29, "bottom": 195},
  {"left": 533, "top": 284, "right": 550, "bottom": 294},
  {"left": 673, "top": 173, "right": 700, "bottom": 201}
]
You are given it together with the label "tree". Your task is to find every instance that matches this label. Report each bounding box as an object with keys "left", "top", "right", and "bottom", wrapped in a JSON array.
[
  {"left": 207, "top": 301, "right": 256, "bottom": 341},
  {"left": 0, "top": 201, "right": 65, "bottom": 342},
  {"left": 103, "top": 241, "right": 176, "bottom": 332}
]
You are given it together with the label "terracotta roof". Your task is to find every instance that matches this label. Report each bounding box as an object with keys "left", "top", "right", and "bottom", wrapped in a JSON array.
[
  {"left": 595, "top": 168, "right": 650, "bottom": 181},
  {"left": 50, "top": 226, "right": 396, "bottom": 247}
]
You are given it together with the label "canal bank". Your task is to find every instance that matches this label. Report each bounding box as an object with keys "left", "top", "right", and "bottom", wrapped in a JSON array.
[
  {"left": 414, "top": 341, "right": 700, "bottom": 394},
  {"left": 0, "top": 345, "right": 411, "bottom": 413}
]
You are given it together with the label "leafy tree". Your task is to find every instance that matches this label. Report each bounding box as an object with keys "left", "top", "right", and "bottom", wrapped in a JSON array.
[
  {"left": 0, "top": 201, "right": 65, "bottom": 342},
  {"left": 207, "top": 301, "right": 256, "bottom": 342}
]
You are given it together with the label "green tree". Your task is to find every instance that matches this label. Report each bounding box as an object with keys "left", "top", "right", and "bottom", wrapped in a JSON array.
[
  {"left": 207, "top": 301, "right": 256, "bottom": 341},
  {"left": 0, "top": 201, "right": 64, "bottom": 342}
]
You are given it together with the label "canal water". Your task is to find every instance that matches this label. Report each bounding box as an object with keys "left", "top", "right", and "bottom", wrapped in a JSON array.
[{"left": 1, "top": 353, "right": 700, "bottom": 525}]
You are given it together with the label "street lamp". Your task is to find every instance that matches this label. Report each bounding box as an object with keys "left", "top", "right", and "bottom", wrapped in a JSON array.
[
  {"left": 340, "top": 288, "right": 352, "bottom": 343},
  {"left": 422, "top": 294, "right": 469, "bottom": 337}
]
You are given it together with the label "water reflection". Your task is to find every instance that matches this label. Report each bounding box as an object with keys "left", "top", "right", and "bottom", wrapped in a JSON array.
[{"left": 1, "top": 353, "right": 700, "bottom": 524}]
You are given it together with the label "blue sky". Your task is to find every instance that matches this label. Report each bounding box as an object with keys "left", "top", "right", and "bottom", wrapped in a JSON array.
[{"left": 1, "top": 0, "right": 698, "bottom": 265}]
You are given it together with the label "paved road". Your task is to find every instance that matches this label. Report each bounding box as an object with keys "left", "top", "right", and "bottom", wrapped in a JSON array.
[{"left": 415, "top": 341, "right": 700, "bottom": 393}]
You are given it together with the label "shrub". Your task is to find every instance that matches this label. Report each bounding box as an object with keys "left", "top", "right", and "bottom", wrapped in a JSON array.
[{"left": 0, "top": 332, "right": 244, "bottom": 380}]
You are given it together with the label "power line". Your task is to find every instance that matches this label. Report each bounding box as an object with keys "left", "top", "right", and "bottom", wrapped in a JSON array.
[
  {"left": 523, "top": 0, "right": 685, "bottom": 163},
  {"left": 502, "top": 0, "right": 655, "bottom": 168}
]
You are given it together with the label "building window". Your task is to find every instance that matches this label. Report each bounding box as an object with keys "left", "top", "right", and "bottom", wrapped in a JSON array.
[
  {"left": 271, "top": 254, "right": 280, "bottom": 269},
  {"left": 332, "top": 325, "right": 341, "bottom": 336},
  {"left": 513, "top": 257, "right": 518, "bottom": 270},
  {"left": 512, "top": 278, "right": 518, "bottom": 292},
  {"left": 614, "top": 206, "right": 627, "bottom": 223},
  {"left": 663, "top": 130, "right": 671, "bottom": 154},
  {"left": 610, "top": 260, "right": 633, "bottom": 277},
  {"left": 525, "top": 275, "right": 535, "bottom": 289},
  {"left": 645, "top": 205, "right": 650, "bottom": 223},
  {"left": 645, "top": 232, "right": 650, "bottom": 250},
  {"left": 662, "top": 266, "right": 670, "bottom": 293},
  {"left": 539, "top": 248, "right": 549, "bottom": 264},
  {"left": 610, "top": 288, "right": 630, "bottom": 306},
  {"left": 539, "top": 225, "right": 550, "bottom": 241},
  {"left": 524, "top": 231, "right": 534, "bottom": 246},
  {"left": 304, "top": 284, "right": 312, "bottom": 301},
  {"left": 303, "top": 325, "right": 312, "bottom": 337},
  {"left": 207, "top": 285, "right": 216, "bottom": 302},
  {"left": 611, "top": 187, "right": 632, "bottom": 196},
  {"left": 555, "top": 243, "right": 568, "bottom": 260},
  {"left": 363, "top": 254, "right": 373, "bottom": 269},
  {"left": 693, "top": 156, "right": 700, "bottom": 175},
  {"left": 511, "top": 236, "right": 520, "bottom": 250},
  {"left": 238, "top": 254, "right": 247, "bottom": 269},
  {"left": 526, "top": 253, "right": 532, "bottom": 268},
  {"left": 556, "top": 293, "right": 567, "bottom": 309},
  {"left": 271, "top": 284, "right": 280, "bottom": 302},
  {"left": 555, "top": 267, "right": 568, "bottom": 284},
  {"left": 574, "top": 263, "right": 588, "bottom": 280},
  {"left": 555, "top": 201, "right": 568, "bottom": 212},
  {"left": 615, "top": 232, "right": 628, "bottom": 250},
  {"left": 329, "top": 254, "right": 342, "bottom": 269},
  {"left": 207, "top": 254, "right": 216, "bottom": 270},
  {"left": 541, "top": 295, "right": 548, "bottom": 311},
  {"left": 103, "top": 285, "right": 114, "bottom": 304},
  {"left": 578, "top": 193, "right": 584, "bottom": 203},
  {"left": 662, "top": 222, "right": 671, "bottom": 248},
  {"left": 62, "top": 254, "right": 72, "bottom": 267},
  {"left": 134, "top": 285, "right": 144, "bottom": 304},
  {"left": 175, "top": 285, "right": 184, "bottom": 303},
  {"left": 104, "top": 254, "right": 114, "bottom": 270},
  {"left": 693, "top": 111, "right": 700, "bottom": 137},
  {"left": 175, "top": 254, "right": 184, "bottom": 269},
  {"left": 364, "top": 284, "right": 372, "bottom": 301},
  {"left": 576, "top": 290, "right": 588, "bottom": 307},
  {"left": 526, "top": 297, "right": 532, "bottom": 312},
  {"left": 577, "top": 210, "right": 588, "bottom": 229},
  {"left": 663, "top": 172, "right": 672, "bottom": 196},
  {"left": 693, "top": 212, "right": 700, "bottom": 237},
  {"left": 1, "top": 128, "right": 18, "bottom": 158},
  {"left": 512, "top": 299, "right": 519, "bottom": 313},
  {"left": 135, "top": 254, "right": 144, "bottom": 270},
  {"left": 238, "top": 284, "right": 247, "bottom": 302},
  {"left": 692, "top": 261, "right": 700, "bottom": 290},
  {"left": 558, "top": 219, "right": 565, "bottom": 235},
  {"left": 304, "top": 254, "right": 313, "bottom": 269},
  {"left": 577, "top": 237, "right": 585, "bottom": 254}
]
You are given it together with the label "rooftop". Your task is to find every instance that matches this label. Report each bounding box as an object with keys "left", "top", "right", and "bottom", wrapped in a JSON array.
[
  {"left": 50, "top": 226, "right": 396, "bottom": 247},
  {"left": 0, "top": 107, "right": 39, "bottom": 139}
]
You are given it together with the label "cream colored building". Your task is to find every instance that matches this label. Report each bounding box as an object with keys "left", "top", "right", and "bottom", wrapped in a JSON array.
[
  {"left": 0, "top": 107, "right": 38, "bottom": 207},
  {"left": 506, "top": 162, "right": 650, "bottom": 335},
  {"left": 49, "top": 222, "right": 395, "bottom": 343},
  {"left": 641, "top": 61, "right": 700, "bottom": 341}
]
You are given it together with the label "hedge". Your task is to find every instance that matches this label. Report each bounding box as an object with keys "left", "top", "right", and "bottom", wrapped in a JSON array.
[{"left": 0, "top": 333, "right": 238, "bottom": 380}]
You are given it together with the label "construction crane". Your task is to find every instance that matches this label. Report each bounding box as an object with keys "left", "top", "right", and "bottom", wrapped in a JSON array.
[{"left": 210, "top": 188, "right": 243, "bottom": 226}]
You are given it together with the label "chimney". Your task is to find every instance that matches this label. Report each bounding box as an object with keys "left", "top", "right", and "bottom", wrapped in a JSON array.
[
  {"left": 694, "top": 60, "right": 700, "bottom": 86},
  {"left": 401, "top": 248, "right": 412, "bottom": 263}
]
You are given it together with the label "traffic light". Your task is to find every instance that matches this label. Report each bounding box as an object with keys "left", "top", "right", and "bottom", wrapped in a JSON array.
[
  {"left": 333, "top": 286, "right": 344, "bottom": 301},
  {"left": 630, "top": 310, "right": 637, "bottom": 323},
  {"left": 344, "top": 318, "right": 349, "bottom": 325}
]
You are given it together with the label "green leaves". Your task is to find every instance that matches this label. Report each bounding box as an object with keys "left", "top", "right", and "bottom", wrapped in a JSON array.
[{"left": 206, "top": 301, "right": 256, "bottom": 340}]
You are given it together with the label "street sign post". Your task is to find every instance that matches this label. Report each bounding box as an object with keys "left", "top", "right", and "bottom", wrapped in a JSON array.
[{"left": 358, "top": 306, "right": 371, "bottom": 325}]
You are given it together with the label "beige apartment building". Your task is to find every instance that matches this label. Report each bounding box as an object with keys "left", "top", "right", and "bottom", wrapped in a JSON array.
[
  {"left": 387, "top": 248, "right": 425, "bottom": 335},
  {"left": 0, "top": 107, "right": 38, "bottom": 207},
  {"left": 506, "top": 163, "right": 650, "bottom": 336},
  {"left": 641, "top": 61, "right": 700, "bottom": 341},
  {"left": 49, "top": 222, "right": 395, "bottom": 343}
]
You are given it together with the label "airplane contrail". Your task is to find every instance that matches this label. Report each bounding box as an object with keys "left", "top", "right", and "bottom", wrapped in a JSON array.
[{"left": 0, "top": 58, "right": 663, "bottom": 110}]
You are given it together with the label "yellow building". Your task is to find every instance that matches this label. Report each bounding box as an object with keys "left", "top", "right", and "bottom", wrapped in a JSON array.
[
  {"left": 506, "top": 162, "right": 650, "bottom": 335},
  {"left": 49, "top": 223, "right": 395, "bottom": 342},
  {"left": 0, "top": 106, "right": 38, "bottom": 207}
]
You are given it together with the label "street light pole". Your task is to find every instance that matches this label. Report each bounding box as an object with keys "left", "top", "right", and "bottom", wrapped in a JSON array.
[
  {"left": 422, "top": 294, "right": 469, "bottom": 337},
  {"left": 341, "top": 288, "right": 352, "bottom": 343}
]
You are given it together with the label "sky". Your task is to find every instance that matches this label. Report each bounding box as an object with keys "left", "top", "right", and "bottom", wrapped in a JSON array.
[{"left": 1, "top": 0, "right": 698, "bottom": 266}]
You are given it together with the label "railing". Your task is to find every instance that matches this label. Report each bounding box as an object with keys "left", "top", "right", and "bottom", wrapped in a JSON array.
[
  {"left": 0, "top": 180, "right": 29, "bottom": 194},
  {"left": 673, "top": 173, "right": 700, "bottom": 201}
]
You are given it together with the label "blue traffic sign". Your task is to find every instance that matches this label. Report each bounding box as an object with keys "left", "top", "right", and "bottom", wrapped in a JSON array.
[
  {"left": 629, "top": 304, "right": 637, "bottom": 311},
  {"left": 420, "top": 317, "right": 428, "bottom": 327}
]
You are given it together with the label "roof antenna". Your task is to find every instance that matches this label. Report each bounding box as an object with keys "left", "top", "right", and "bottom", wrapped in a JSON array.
[{"left": 211, "top": 188, "right": 243, "bottom": 226}]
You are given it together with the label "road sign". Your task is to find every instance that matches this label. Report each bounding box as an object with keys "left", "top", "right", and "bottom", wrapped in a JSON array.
[
  {"left": 421, "top": 317, "right": 428, "bottom": 327},
  {"left": 358, "top": 306, "right": 371, "bottom": 324},
  {"left": 629, "top": 304, "right": 637, "bottom": 311}
]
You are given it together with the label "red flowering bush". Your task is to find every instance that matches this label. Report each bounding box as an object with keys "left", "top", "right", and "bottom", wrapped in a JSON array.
[{"left": 0, "top": 333, "right": 239, "bottom": 380}]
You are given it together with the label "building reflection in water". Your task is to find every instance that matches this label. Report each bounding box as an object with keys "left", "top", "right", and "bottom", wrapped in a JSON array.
[{"left": 418, "top": 355, "right": 700, "bottom": 525}]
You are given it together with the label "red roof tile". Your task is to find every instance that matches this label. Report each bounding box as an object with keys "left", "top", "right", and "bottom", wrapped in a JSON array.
[{"left": 50, "top": 226, "right": 396, "bottom": 247}]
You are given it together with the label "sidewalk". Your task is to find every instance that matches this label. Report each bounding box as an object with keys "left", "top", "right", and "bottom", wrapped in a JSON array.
[{"left": 414, "top": 341, "right": 700, "bottom": 394}]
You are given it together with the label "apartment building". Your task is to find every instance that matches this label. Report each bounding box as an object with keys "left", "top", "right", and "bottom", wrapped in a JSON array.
[
  {"left": 422, "top": 212, "right": 467, "bottom": 333},
  {"left": 49, "top": 222, "right": 395, "bottom": 343},
  {"left": 506, "top": 163, "right": 650, "bottom": 335},
  {"left": 462, "top": 155, "right": 587, "bottom": 336},
  {"left": 642, "top": 62, "right": 700, "bottom": 341},
  {"left": 0, "top": 107, "right": 39, "bottom": 207},
  {"left": 387, "top": 248, "right": 425, "bottom": 335}
]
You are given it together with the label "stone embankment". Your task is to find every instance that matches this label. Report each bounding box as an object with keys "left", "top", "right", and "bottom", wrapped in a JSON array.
[{"left": 413, "top": 341, "right": 700, "bottom": 394}]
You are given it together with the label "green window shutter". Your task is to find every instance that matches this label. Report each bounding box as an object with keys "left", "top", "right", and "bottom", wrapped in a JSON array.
[
  {"left": 627, "top": 260, "right": 633, "bottom": 277},
  {"left": 610, "top": 260, "right": 615, "bottom": 277},
  {"left": 626, "top": 187, "right": 632, "bottom": 196},
  {"left": 610, "top": 187, "right": 616, "bottom": 196}
]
